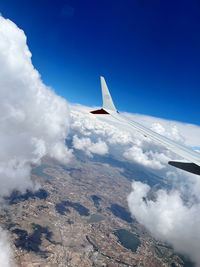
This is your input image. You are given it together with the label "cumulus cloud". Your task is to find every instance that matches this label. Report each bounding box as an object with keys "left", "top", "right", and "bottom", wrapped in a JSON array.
[
  {"left": 124, "top": 112, "right": 200, "bottom": 147},
  {"left": 70, "top": 105, "right": 133, "bottom": 145},
  {"left": 0, "top": 15, "right": 72, "bottom": 197},
  {"left": 123, "top": 146, "right": 169, "bottom": 169},
  {"left": 128, "top": 181, "right": 200, "bottom": 266},
  {"left": 70, "top": 104, "right": 193, "bottom": 171},
  {"left": 70, "top": 104, "right": 200, "bottom": 265},
  {"left": 0, "top": 228, "right": 13, "bottom": 267},
  {"left": 73, "top": 135, "right": 108, "bottom": 157},
  {"left": 0, "top": 14, "right": 74, "bottom": 266}
]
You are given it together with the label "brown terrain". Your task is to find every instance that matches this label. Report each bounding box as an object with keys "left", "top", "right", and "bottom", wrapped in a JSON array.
[{"left": 0, "top": 154, "right": 188, "bottom": 267}]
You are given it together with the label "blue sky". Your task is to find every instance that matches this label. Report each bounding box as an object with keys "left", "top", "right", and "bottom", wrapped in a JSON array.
[{"left": 0, "top": 0, "right": 200, "bottom": 124}]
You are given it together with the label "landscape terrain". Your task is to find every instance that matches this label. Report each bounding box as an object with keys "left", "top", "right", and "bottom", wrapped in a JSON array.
[{"left": 0, "top": 151, "right": 194, "bottom": 266}]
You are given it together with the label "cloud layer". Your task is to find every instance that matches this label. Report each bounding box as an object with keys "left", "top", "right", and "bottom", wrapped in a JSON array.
[
  {"left": 70, "top": 104, "right": 200, "bottom": 172},
  {"left": 70, "top": 104, "right": 200, "bottom": 266},
  {"left": 0, "top": 15, "right": 72, "bottom": 197},
  {"left": 0, "top": 229, "right": 13, "bottom": 267},
  {"left": 73, "top": 135, "right": 108, "bottom": 157},
  {"left": 128, "top": 181, "right": 200, "bottom": 266},
  {"left": 0, "top": 15, "right": 72, "bottom": 266}
]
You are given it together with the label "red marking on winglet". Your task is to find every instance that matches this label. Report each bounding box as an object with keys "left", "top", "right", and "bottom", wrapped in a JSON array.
[{"left": 90, "top": 108, "right": 110, "bottom": 114}]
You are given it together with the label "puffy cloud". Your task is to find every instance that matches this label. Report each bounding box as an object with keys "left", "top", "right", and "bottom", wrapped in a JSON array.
[
  {"left": 0, "top": 15, "right": 72, "bottom": 197},
  {"left": 73, "top": 135, "right": 108, "bottom": 157},
  {"left": 70, "top": 105, "right": 200, "bottom": 265},
  {"left": 123, "top": 146, "right": 169, "bottom": 169},
  {"left": 0, "top": 14, "right": 75, "bottom": 266},
  {"left": 70, "top": 105, "right": 196, "bottom": 171},
  {"left": 70, "top": 105, "right": 133, "bottom": 145},
  {"left": 151, "top": 123, "right": 184, "bottom": 143},
  {"left": 128, "top": 181, "right": 200, "bottom": 266},
  {"left": 0, "top": 228, "right": 13, "bottom": 267},
  {"left": 125, "top": 112, "right": 200, "bottom": 147}
]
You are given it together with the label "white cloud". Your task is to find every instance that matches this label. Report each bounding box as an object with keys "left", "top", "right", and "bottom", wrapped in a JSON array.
[
  {"left": 151, "top": 123, "right": 185, "bottom": 143},
  {"left": 128, "top": 181, "right": 200, "bottom": 266},
  {"left": 0, "top": 228, "right": 13, "bottom": 267},
  {"left": 70, "top": 104, "right": 200, "bottom": 265},
  {"left": 0, "top": 15, "right": 72, "bottom": 197},
  {"left": 0, "top": 14, "right": 75, "bottom": 266},
  {"left": 72, "top": 135, "right": 108, "bottom": 157},
  {"left": 70, "top": 105, "right": 133, "bottom": 145},
  {"left": 123, "top": 146, "right": 169, "bottom": 169},
  {"left": 70, "top": 105, "right": 200, "bottom": 171},
  {"left": 124, "top": 112, "right": 200, "bottom": 147}
]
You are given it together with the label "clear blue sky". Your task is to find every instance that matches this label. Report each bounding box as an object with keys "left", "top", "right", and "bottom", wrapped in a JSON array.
[{"left": 1, "top": 0, "right": 200, "bottom": 124}]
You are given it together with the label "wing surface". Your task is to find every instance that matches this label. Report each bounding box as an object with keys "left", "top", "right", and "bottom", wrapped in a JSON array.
[
  {"left": 111, "top": 111, "right": 200, "bottom": 167},
  {"left": 90, "top": 76, "right": 200, "bottom": 175}
]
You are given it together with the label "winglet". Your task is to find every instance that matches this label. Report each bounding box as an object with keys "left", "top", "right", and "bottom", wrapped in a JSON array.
[
  {"left": 91, "top": 76, "right": 118, "bottom": 114},
  {"left": 100, "top": 76, "right": 117, "bottom": 113}
]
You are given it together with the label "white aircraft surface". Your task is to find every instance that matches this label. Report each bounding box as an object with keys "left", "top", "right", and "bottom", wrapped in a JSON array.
[{"left": 91, "top": 76, "right": 200, "bottom": 175}]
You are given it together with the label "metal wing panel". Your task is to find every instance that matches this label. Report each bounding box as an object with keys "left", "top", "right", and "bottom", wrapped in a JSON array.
[
  {"left": 91, "top": 76, "right": 200, "bottom": 175},
  {"left": 109, "top": 112, "right": 200, "bottom": 166},
  {"left": 100, "top": 76, "right": 117, "bottom": 112}
]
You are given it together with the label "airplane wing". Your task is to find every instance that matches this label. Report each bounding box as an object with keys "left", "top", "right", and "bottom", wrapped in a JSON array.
[{"left": 91, "top": 76, "right": 200, "bottom": 175}]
